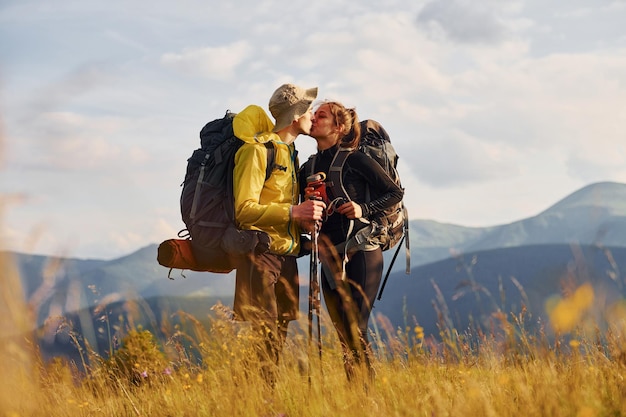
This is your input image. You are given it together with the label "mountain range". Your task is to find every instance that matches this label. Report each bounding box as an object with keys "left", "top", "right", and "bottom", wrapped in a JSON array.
[{"left": 6, "top": 181, "right": 626, "bottom": 362}]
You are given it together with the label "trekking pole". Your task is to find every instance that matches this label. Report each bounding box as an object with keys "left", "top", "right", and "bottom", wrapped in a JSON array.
[
  {"left": 307, "top": 226, "right": 314, "bottom": 383},
  {"left": 377, "top": 207, "right": 411, "bottom": 300},
  {"left": 306, "top": 173, "right": 326, "bottom": 383},
  {"left": 307, "top": 220, "right": 323, "bottom": 383},
  {"left": 377, "top": 234, "right": 405, "bottom": 300},
  {"left": 313, "top": 221, "right": 322, "bottom": 362}
]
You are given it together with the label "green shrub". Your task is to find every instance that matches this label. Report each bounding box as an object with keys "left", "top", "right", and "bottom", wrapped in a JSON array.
[{"left": 101, "top": 327, "right": 170, "bottom": 385}]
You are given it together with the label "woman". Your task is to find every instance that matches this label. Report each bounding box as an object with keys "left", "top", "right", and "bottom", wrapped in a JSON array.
[{"left": 300, "top": 101, "right": 404, "bottom": 380}]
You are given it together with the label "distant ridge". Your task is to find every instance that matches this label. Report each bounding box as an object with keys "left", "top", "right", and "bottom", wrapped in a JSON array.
[
  {"left": 541, "top": 181, "right": 626, "bottom": 216},
  {"left": 407, "top": 182, "right": 626, "bottom": 255}
]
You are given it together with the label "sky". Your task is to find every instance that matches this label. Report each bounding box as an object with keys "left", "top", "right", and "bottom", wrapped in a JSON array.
[{"left": 1, "top": 0, "right": 625, "bottom": 260}]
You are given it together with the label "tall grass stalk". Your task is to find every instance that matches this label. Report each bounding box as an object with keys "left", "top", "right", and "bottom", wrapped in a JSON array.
[{"left": 0, "top": 226, "right": 40, "bottom": 415}]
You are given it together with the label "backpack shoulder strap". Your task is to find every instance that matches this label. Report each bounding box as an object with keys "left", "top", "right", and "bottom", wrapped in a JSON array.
[
  {"left": 306, "top": 154, "right": 317, "bottom": 178},
  {"left": 263, "top": 142, "right": 276, "bottom": 181},
  {"left": 327, "top": 147, "right": 353, "bottom": 204}
]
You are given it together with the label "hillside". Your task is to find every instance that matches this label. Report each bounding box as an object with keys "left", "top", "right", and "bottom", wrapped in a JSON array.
[
  {"left": 8, "top": 246, "right": 235, "bottom": 329},
  {"left": 375, "top": 243, "right": 626, "bottom": 339}
]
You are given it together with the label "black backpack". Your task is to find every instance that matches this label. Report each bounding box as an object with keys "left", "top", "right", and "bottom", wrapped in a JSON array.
[
  {"left": 309, "top": 119, "right": 410, "bottom": 297},
  {"left": 163, "top": 111, "right": 275, "bottom": 274},
  {"left": 331, "top": 120, "right": 408, "bottom": 251}
]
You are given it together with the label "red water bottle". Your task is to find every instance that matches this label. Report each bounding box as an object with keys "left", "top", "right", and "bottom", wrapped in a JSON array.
[{"left": 306, "top": 172, "right": 328, "bottom": 204}]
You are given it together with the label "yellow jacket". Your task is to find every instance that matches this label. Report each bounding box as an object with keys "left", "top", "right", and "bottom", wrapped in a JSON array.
[{"left": 232, "top": 105, "right": 301, "bottom": 256}]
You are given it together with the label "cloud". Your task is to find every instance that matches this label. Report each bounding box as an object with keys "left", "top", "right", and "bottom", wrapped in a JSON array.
[
  {"left": 10, "top": 111, "right": 135, "bottom": 172},
  {"left": 566, "top": 152, "right": 626, "bottom": 184},
  {"left": 416, "top": 0, "right": 513, "bottom": 44},
  {"left": 521, "top": 0, "right": 626, "bottom": 55},
  {"left": 407, "top": 129, "right": 521, "bottom": 187},
  {"left": 160, "top": 41, "right": 252, "bottom": 80},
  {"left": 301, "top": 11, "right": 450, "bottom": 112},
  {"left": 14, "top": 64, "right": 112, "bottom": 117}
]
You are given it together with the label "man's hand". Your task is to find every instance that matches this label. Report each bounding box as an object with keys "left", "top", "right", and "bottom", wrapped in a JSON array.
[{"left": 292, "top": 199, "right": 326, "bottom": 223}]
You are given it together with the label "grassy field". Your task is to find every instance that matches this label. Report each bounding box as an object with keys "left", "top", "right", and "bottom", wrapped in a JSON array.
[{"left": 2, "top": 244, "right": 626, "bottom": 416}]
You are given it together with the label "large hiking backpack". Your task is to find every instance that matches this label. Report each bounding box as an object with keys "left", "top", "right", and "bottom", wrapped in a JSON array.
[
  {"left": 319, "top": 119, "right": 410, "bottom": 298},
  {"left": 326, "top": 120, "right": 409, "bottom": 250},
  {"left": 157, "top": 111, "right": 274, "bottom": 275}
]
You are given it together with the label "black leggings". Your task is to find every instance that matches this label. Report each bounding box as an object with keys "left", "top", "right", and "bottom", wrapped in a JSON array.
[{"left": 321, "top": 248, "right": 383, "bottom": 374}]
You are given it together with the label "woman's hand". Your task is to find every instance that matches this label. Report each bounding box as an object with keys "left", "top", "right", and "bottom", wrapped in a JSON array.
[{"left": 336, "top": 201, "right": 362, "bottom": 219}]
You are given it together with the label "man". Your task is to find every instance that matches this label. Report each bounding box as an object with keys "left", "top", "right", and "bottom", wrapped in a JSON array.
[{"left": 231, "top": 83, "right": 326, "bottom": 384}]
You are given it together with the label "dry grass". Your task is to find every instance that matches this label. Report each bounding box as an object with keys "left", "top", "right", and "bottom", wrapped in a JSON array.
[
  {"left": 6, "top": 322, "right": 626, "bottom": 417},
  {"left": 2, "top": 243, "right": 626, "bottom": 417}
]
